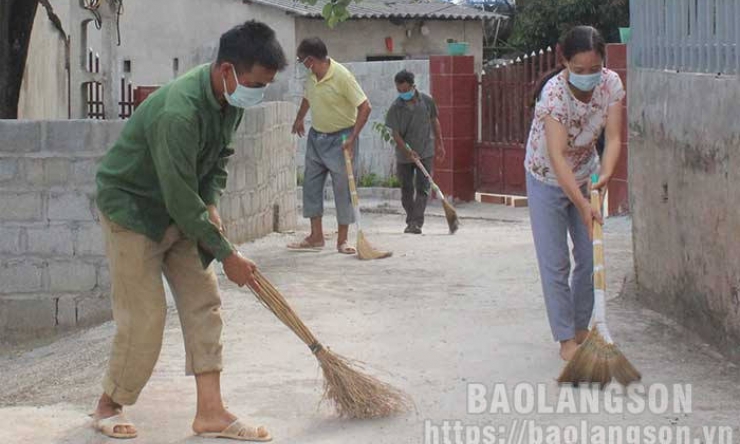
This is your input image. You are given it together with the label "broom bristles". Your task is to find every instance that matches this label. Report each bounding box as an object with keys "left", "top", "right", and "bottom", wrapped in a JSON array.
[
  {"left": 315, "top": 347, "right": 412, "bottom": 418},
  {"left": 356, "top": 230, "right": 392, "bottom": 260},
  {"left": 610, "top": 352, "right": 642, "bottom": 386},
  {"left": 250, "top": 270, "right": 409, "bottom": 418},
  {"left": 441, "top": 199, "right": 459, "bottom": 234},
  {"left": 557, "top": 327, "right": 641, "bottom": 388}
]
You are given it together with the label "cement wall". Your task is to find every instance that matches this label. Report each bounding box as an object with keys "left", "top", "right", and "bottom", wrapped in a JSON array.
[
  {"left": 17, "top": 1, "right": 473, "bottom": 129},
  {"left": 295, "top": 18, "right": 484, "bottom": 74},
  {"left": 0, "top": 102, "right": 297, "bottom": 341},
  {"left": 17, "top": 0, "right": 295, "bottom": 120},
  {"left": 115, "top": 0, "right": 296, "bottom": 88},
  {"left": 283, "top": 59, "right": 431, "bottom": 181},
  {"left": 17, "top": 2, "right": 70, "bottom": 120},
  {"left": 628, "top": 68, "right": 740, "bottom": 360},
  {"left": 19, "top": 1, "right": 131, "bottom": 120}
]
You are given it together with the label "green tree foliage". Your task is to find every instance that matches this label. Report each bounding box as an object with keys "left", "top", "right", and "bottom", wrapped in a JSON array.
[
  {"left": 509, "top": 0, "right": 629, "bottom": 52},
  {"left": 301, "top": 0, "right": 355, "bottom": 28}
]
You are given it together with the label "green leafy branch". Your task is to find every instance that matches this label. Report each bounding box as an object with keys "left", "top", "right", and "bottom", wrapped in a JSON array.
[
  {"left": 301, "top": 0, "right": 356, "bottom": 28},
  {"left": 372, "top": 122, "right": 394, "bottom": 144}
]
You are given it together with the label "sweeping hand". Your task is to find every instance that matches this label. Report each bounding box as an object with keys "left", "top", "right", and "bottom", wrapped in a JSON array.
[
  {"left": 291, "top": 119, "right": 305, "bottom": 138},
  {"left": 405, "top": 149, "right": 421, "bottom": 162},
  {"left": 435, "top": 139, "right": 446, "bottom": 162},
  {"left": 577, "top": 197, "right": 603, "bottom": 240},
  {"left": 223, "top": 252, "right": 260, "bottom": 290},
  {"left": 342, "top": 135, "right": 355, "bottom": 159}
]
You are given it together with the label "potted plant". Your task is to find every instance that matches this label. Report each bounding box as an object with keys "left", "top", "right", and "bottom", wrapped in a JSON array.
[{"left": 446, "top": 38, "right": 469, "bottom": 56}]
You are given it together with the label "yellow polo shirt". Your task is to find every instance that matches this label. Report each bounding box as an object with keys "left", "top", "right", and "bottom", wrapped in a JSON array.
[{"left": 305, "top": 58, "right": 368, "bottom": 133}]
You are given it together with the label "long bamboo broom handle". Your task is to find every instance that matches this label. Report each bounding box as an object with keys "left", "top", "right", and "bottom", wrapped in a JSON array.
[
  {"left": 403, "top": 143, "right": 447, "bottom": 202},
  {"left": 342, "top": 135, "right": 363, "bottom": 230},
  {"left": 251, "top": 272, "right": 307, "bottom": 335},
  {"left": 590, "top": 174, "right": 613, "bottom": 343},
  {"left": 250, "top": 270, "right": 323, "bottom": 353},
  {"left": 380, "top": 124, "right": 446, "bottom": 202}
]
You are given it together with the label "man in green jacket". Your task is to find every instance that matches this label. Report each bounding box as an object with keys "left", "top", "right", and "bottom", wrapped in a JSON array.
[{"left": 93, "top": 21, "right": 286, "bottom": 441}]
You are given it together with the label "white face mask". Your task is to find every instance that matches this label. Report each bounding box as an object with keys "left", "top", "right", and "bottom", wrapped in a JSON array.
[
  {"left": 296, "top": 57, "right": 314, "bottom": 78},
  {"left": 568, "top": 69, "right": 602, "bottom": 92},
  {"left": 222, "top": 65, "right": 265, "bottom": 108}
]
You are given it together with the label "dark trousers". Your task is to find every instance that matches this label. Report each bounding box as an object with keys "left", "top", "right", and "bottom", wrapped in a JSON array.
[{"left": 397, "top": 157, "right": 433, "bottom": 228}]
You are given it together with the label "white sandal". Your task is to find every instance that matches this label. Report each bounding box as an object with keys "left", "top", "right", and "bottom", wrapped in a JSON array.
[
  {"left": 93, "top": 413, "right": 137, "bottom": 439},
  {"left": 198, "top": 419, "right": 272, "bottom": 442}
]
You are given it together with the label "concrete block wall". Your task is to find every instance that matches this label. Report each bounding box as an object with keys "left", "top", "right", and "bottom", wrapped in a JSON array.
[
  {"left": 282, "top": 59, "right": 431, "bottom": 181},
  {"left": 0, "top": 120, "right": 125, "bottom": 340},
  {"left": 628, "top": 68, "right": 740, "bottom": 360},
  {"left": 0, "top": 103, "right": 298, "bottom": 341},
  {"left": 220, "top": 103, "right": 298, "bottom": 243}
]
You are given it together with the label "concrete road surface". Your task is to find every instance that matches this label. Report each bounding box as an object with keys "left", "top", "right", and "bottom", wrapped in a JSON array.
[{"left": 1, "top": 202, "right": 738, "bottom": 444}]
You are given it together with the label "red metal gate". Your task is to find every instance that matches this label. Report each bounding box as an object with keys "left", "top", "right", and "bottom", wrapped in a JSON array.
[
  {"left": 118, "top": 84, "right": 159, "bottom": 119},
  {"left": 477, "top": 47, "right": 558, "bottom": 195}
]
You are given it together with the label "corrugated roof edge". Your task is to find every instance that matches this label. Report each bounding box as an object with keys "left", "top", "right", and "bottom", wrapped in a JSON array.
[{"left": 245, "top": 0, "right": 507, "bottom": 20}]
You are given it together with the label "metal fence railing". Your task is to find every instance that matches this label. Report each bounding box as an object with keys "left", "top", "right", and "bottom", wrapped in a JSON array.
[
  {"left": 119, "top": 77, "right": 134, "bottom": 119},
  {"left": 630, "top": 0, "right": 739, "bottom": 75},
  {"left": 85, "top": 49, "right": 105, "bottom": 119}
]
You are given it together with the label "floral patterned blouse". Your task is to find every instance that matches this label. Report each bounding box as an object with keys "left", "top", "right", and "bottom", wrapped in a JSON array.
[{"left": 525, "top": 68, "right": 625, "bottom": 186}]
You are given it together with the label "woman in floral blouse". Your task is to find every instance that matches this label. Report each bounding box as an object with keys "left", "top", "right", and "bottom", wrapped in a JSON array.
[{"left": 525, "top": 26, "right": 625, "bottom": 361}]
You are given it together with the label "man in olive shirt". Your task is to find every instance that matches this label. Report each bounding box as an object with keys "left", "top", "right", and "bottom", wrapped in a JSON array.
[
  {"left": 93, "top": 21, "right": 285, "bottom": 441},
  {"left": 288, "top": 37, "right": 371, "bottom": 254},
  {"left": 385, "top": 70, "right": 445, "bottom": 234}
]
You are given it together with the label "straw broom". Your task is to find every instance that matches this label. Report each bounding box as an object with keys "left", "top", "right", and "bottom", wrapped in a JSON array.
[
  {"left": 557, "top": 175, "right": 641, "bottom": 387},
  {"left": 342, "top": 136, "right": 393, "bottom": 260},
  {"left": 371, "top": 122, "right": 459, "bottom": 234},
  {"left": 403, "top": 143, "right": 459, "bottom": 234},
  {"left": 247, "top": 269, "right": 412, "bottom": 418}
]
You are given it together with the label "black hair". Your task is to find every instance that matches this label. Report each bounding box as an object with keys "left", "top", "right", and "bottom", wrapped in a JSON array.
[
  {"left": 531, "top": 26, "right": 606, "bottom": 107},
  {"left": 216, "top": 20, "right": 287, "bottom": 72},
  {"left": 394, "top": 69, "right": 415, "bottom": 85},
  {"left": 297, "top": 37, "right": 328, "bottom": 60}
]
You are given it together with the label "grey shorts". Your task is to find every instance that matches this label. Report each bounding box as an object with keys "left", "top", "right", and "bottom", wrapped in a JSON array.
[{"left": 302, "top": 127, "right": 358, "bottom": 225}]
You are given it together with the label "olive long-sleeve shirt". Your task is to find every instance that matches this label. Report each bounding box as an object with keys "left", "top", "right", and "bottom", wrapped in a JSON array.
[{"left": 96, "top": 63, "right": 242, "bottom": 267}]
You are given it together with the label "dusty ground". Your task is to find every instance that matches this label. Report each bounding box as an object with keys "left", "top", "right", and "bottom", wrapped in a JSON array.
[{"left": 1, "top": 201, "right": 738, "bottom": 443}]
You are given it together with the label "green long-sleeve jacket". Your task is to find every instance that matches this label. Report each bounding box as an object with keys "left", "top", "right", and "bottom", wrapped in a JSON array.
[{"left": 96, "top": 63, "right": 242, "bottom": 267}]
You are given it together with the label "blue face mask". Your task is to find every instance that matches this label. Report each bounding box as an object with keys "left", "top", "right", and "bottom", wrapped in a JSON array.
[
  {"left": 568, "top": 70, "right": 602, "bottom": 92},
  {"left": 222, "top": 66, "right": 265, "bottom": 108},
  {"left": 399, "top": 89, "right": 415, "bottom": 101}
]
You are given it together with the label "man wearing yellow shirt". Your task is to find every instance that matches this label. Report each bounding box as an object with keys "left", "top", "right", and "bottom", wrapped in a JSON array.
[{"left": 288, "top": 37, "right": 372, "bottom": 254}]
